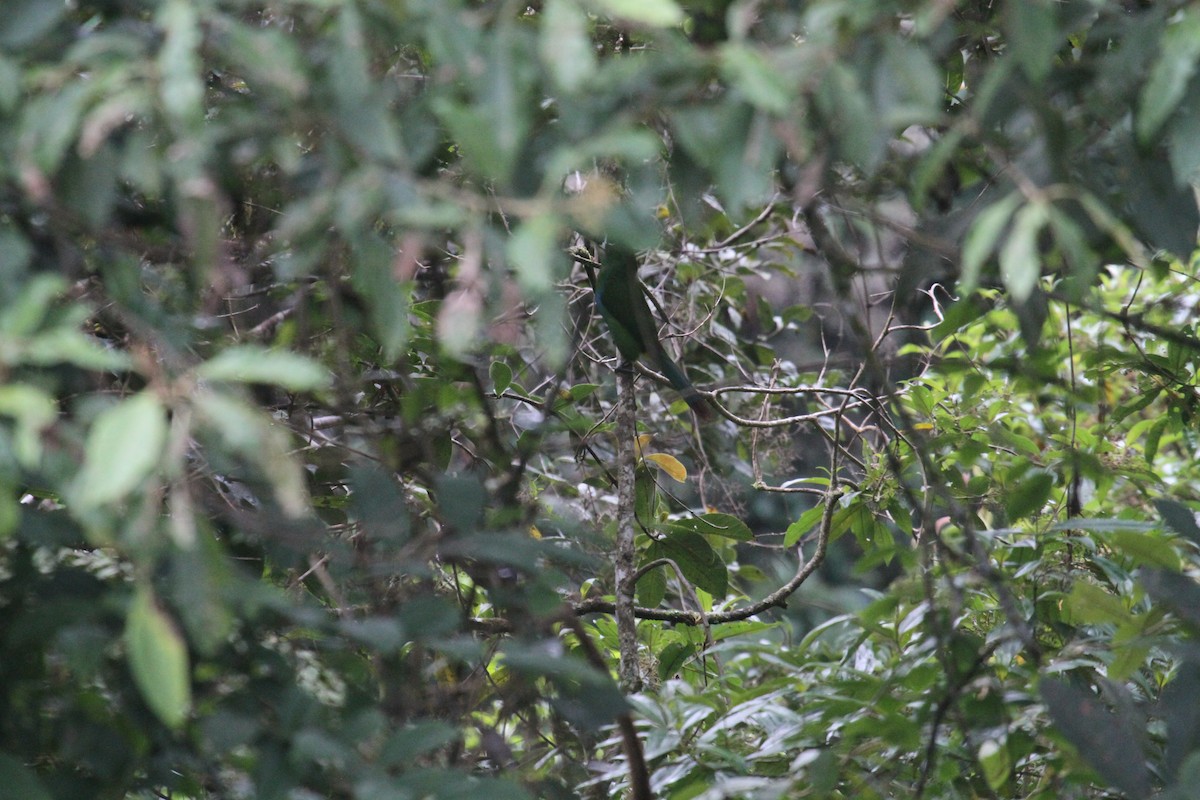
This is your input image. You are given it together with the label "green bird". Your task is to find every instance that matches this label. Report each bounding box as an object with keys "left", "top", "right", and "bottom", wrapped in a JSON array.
[{"left": 594, "top": 247, "right": 715, "bottom": 420}]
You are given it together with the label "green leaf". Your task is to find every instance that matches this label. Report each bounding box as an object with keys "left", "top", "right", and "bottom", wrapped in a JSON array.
[
  {"left": 592, "top": 0, "right": 684, "bottom": 28},
  {"left": 0, "top": 384, "right": 57, "bottom": 466},
  {"left": 1167, "top": 100, "right": 1200, "bottom": 186},
  {"left": 960, "top": 192, "right": 1021, "bottom": 294},
  {"left": 197, "top": 346, "right": 331, "bottom": 392},
  {"left": 720, "top": 43, "right": 792, "bottom": 115},
  {"left": 1108, "top": 530, "right": 1182, "bottom": 571},
  {"left": 873, "top": 37, "right": 942, "bottom": 128},
  {"left": 659, "top": 530, "right": 727, "bottom": 598},
  {"left": 126, "top": 587, "right": 192, "bottom": 729},
  {"left": 156, "top": 0, "right": 205, "bottom": 126},
  {"left": 0, "top": 753, "right": 52, "bottom": 800},
  {"left": 1155, "top": 498, "right": 1200, "bottom": 546},
  {"left": 490, "top": 361, "right": 514, "bottom": 396},
  {"left": 1040, "top": 679, "right": 1151, "bottom": 799},
  {"left": 1004, "top": 470, "right": 1053, "bottom": 522},
  {"left": 978, "top": 739, "right": 1011, "bottom": 793},
  {"left": 666, "top": 512, "right": 752, "bottom": 542},
  {"left": 1007, "top": 0, "right": 1060, "bottom": 84},
  {"left": 1138, "top": 8, "right": 1200, "bottom": 144},
  {"left": 540, "top": 0, "right": 596, "bottom": 92},
  {"left": 785, "top": 504, "right": 826, "bottom": 547},
  {"left": 636, "top": 552, "right": 667, "bottom": 608},
  {"left": 20, "top": 328, "right": 131, "bottom": 372},
  {"left": 193, "top": 390, "right": 309, "bottom": 518},
  {"left": 508, "top": 215, "right": 562, "bottom": 295},
  {"left": 1046, "top": 207, "right": 1096, "bottom": 296},
  {"left": 818, "top": 63, "right": 884, "bottom": 172},
  {"left": 75, "top": 391, "right": 168, "bottom": 508},
  {"left": 999, "top": 202, "right": 1048, "bottom": 303},
  {"left": 350, "top": 233, "right": 411, "bottom": 361},
  {"left": 0, "top": 0, "right": 66, "bottom": 49},
  {"left": 657, "top": 641, "right": 696, "bottom": 681},
  {"left": 1065, "top": 582, "right": 1130, "bottom": 626}
]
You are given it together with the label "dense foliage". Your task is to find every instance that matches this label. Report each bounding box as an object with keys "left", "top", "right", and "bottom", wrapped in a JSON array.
[{"left": 3, "top": 1, "right": 1200, "bottom": 798}]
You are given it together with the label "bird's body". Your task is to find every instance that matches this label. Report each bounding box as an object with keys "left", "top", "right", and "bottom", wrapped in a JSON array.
[{"left": 594, "top": 247, "right": 714, "bottom": 420}]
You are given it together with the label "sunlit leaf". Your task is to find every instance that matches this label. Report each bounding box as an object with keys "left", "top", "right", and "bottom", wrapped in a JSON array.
[
  {"left": 592, "top": 0, "right": 684, "bottom": 28},
  {"left": 75, "top": 391, "right": 168, "bottom": 509},
  {"left": 644, "top": 452, "right": 687, "bottom": 483},
  {"left": 541, "top": 0, "right": 596, "bottom": 92},
  {"left": 197, "top": 346, "right": 331, "bottom": 392}
]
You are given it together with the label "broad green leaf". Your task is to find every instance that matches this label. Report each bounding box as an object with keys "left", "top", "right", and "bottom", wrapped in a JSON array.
[
  {"left": 1007, "top": 0, "right": 1060, "bottom": 84},
  {"left": 490, "top": 361, "right": 514, "bottom": 396},
  {"left": 193, "top": 390, "right": 308, "bottom": 517},
  {"left": 126, "top": 587, "right": 191, "bottom": 729},
  {"left": 1046, "top": 207, "right": 1096, "bottom": 295},
  {"left": 1004, "top": 470, "right": 1053, "bottom": 522},
  {"left": 659, "top": 530, "right": 727, "bottom": 598},
  {"left": 18, "top": 81, "right": 90, "bottom": 174},
  {"left": 0, "top": 753, "right": 52, "bottom": 800},
  {"left": 169, "top": 532, "right": 234, "bottom": 657},
  {"left": 75, "top": 391, "right": 168, "bottom": 508},
  {"left": 0, "top": 384, "right": 57, "bottom": 466},
  {"left": 1050, "top": 518, "right": 1154, "bottom": 534},
  {"left": 1138, "top": 8, "right": 1200, "bottom": 144},
  {"left": 960, "top": 192, "right": 1021, "bottom": 294},
  {"left": 656, "top": 641, "right": 695, "bottom": 681},
  {"left": 217, "top": 20, "right": 307, "bottom": 100},
  {"left": 197, "top": 346, "right": 331, "bottom": 392},
  {"left": 999, "top": 202, "right": 1048, "bottom": 303},
  {"left": 721, "top": 43, "right": 792, "bottom": 115},
  {"left": 0, "top": 0, "right": 66, "bottom": 49},
  {"left": 873, "top": 37, "right": 942, "bottom": 128},
  {"left": 0, "top": 56, "right": 18, "bottom": 114},
  {"left": 978, "top": 739, "right": 1011, "bottom": 793},
  {"left": 1109, "top": 640, "right": 1150, "bottom": 682},
  {"left": 329, "top": 7, "right": 402, "bottom": 162},
  {"left": 1041, "top": 679, "right": 1151, "bottom": 799},
  {"left": 379, "top": 721, "right": 461, "bottom": 767},
  {"left": 508, "top": 214, "right": 562, "bottom": 295},
  {"left": 818, "top": 63, "right": 884, "bottom": 172},
  {"left": 1155, "top": 498, "right": 1200, "bottom": 546},
  {"left": 636, "top": 550, "right": 667, "bottom": 608},
  {"left": 540, "top": 0, "right": 596, "bottom": 92},
  {"left": 667, "top": 512, "right": 752, "bottom": 542},
  {"left": 1109, "top": 530, "right": 1182, "bottom": 571},
  {"left": 350, "top": 232, "right": 411, "bottom": 361},
  {"left": 0, "top": 273, "right": 66, "bottom": 336},
  {"left": 1065, "top": 582, "right": 1130, "bottom": 626},
  {"left": 20, "top": 328, "right": 131, "bottom": 371},
  {"left": 592, "top": 0, "right": 684, "bottom": 28},
  {"left": 1167, "top": 101, "right": 1200, "bottom": 186},
  {"left": 156, "top": 0, "right": 205, "bottom": 126}
]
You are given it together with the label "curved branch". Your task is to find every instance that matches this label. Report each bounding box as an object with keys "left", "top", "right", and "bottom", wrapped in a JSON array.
[{"left": 572, "top": 484, "right": 841, "bottom": 626}]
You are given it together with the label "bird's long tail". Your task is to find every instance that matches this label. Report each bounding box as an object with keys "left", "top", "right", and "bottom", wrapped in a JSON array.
[{"left": 655, "top": 352, "right": 715, "bottom": 420}]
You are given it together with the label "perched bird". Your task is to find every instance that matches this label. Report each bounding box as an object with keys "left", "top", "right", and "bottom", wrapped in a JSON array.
[{"left": 594, "top": 247, "right": 715, "bottom": 420}]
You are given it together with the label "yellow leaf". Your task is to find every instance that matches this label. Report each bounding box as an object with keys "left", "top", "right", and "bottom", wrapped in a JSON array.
[
  {"left": 645, "top": 452, "right": 687, "bottom": 483},
  {"left": 634, "top": 434, "right": 652, "bottom": 459},
  {"left": 529, "top": 525, "right": 542, "bottom": 539}
]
